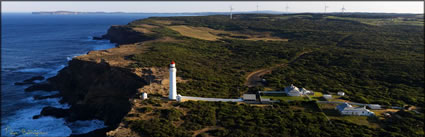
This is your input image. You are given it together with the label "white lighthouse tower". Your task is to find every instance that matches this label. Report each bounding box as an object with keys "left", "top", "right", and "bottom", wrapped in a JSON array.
[{"left": 169, "top": 61, "right": 177, "bottom": 100}]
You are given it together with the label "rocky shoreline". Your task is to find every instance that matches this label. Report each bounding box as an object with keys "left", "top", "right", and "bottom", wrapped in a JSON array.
[{"left": 26, "top": 23, "right": 153, "bottom": 136}]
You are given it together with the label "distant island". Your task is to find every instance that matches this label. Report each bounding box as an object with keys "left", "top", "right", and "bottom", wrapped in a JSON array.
[
  {"left": 32, "top": 11, "right": 126, "bottom": 15},
  {"left": 31, "top": 10, "right": 285, "bottom": 15}
]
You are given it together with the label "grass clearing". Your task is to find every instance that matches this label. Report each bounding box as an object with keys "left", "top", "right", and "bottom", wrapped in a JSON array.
[
  {"left": 329, "top": 115, "right": 381, "bottom": 128},
  {"left": 245, "top": 37, "right": 289, "bottom": 42},
  {"left": 168, "top": 25, "right": 289, "bottom": 41},
  {"left": 168, "top": 25, "right": 222, "bottom": 41},
  {"left": 326, "top": 16, "right": 424, "bottom": 26},
  {"left": 371, "top": 109, "right": 399, "bottom": 117},
  {"left": 319, "top": 103, "right": 381, "bottom": 128},
  {"left": 262, "top": 94, "right": 309, "bottom": 101}
]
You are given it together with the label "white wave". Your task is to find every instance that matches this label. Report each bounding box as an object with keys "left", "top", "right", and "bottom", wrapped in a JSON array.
[
  {"left": 43, "top": 65, "right": 65, "bottom": 78},
  {"left": 30, "top": 90, "right": 60, "bottom": 96},
  {"left": 15, "top": 68, "right": 52, "bottom": 73},
  {"left": 1, "top": 105, "right": 72, "bottom": 137},
  {"left": 66, "top": 54, "right": 85, "bottom": 61}
]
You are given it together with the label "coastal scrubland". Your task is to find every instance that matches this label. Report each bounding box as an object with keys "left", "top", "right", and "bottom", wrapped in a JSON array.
[
  {"left": 34, "top": 13, "right": 424, "bottom": 137},
  {"left": 112, "top": 13, "right": 424, "bottom": 137},
  {"left": 129, "top": 13, "right": 424, "bottom": 106}
]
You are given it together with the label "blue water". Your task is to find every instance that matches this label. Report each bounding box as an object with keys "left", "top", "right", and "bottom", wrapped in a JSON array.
[{"left": 1, "top": 13, "right": 186, "bottom": 136}]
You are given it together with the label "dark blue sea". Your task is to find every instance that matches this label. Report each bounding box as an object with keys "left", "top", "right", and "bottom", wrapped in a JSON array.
[{"left": 1, "top": 13, "right": 186, "bottom": 136}]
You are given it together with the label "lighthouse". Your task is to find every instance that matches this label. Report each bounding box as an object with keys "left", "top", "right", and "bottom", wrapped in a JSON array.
[{"left": 169, "top": 61, "right": 177, "bottom": 100}]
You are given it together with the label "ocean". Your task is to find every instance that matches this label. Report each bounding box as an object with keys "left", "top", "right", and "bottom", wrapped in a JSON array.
[{"left": 1, "top": 13, "right": 185, "bottom": 136}]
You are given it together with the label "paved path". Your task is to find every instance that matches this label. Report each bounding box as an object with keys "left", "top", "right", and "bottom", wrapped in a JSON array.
[{"left": 180, "top": 96, "right": 243, "bottom": 102}]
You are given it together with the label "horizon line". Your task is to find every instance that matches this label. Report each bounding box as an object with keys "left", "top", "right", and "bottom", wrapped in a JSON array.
[{"left": 4, "top": 11, "right": 424, "bottom": 14}]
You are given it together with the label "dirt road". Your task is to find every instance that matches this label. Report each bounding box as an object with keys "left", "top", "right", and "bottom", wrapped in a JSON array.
[{"left": 244, "top": 51, "right": 311, "bottom": 88}]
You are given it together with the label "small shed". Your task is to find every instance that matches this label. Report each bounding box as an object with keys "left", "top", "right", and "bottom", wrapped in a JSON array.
[
  {"left": 337, "top": 92, "right": 345, "bottom": 96},
  {"left": 243, "top": 94, "right": 257, "bottom": 101},
  {"left": 367, "top": 104, "right": 382, "bottom": 110},
  {"left": 141, "top": 92, "right": 148, "bottom": 100},
  {"left": 323, "top": 94, "right": 332, "bottom": 100},
  {"left": 176, "top": 94, "right": 182, "bottom": 102}
]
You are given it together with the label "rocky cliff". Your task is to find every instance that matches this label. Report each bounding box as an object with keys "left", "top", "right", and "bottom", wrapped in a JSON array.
[
  {"left": 101, "top": 25, "right": 155, "bottom": 45},
  {"left": 49, "top": 59, "right": 145, "bottom": 126},
  {"left": 26, "top": 21, "right": 163, "bottom": 136}
]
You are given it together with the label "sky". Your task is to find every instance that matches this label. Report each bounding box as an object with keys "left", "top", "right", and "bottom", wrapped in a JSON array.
[{"left": 2, "top": 1, "right": 424, "bottom": 14}]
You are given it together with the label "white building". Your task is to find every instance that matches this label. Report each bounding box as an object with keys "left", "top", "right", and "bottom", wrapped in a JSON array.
[
  {"left": 367, "top": 104, "right": 382, "bottom": 110},
  {"left": 323, "top": 94, "right": 332, "bottom": 100},
  {"left": 337, "top": 92, "right": 345, "bottom": 96},
  {"left": 284, "top": 84, "right": 302, "bottom": 96},
  {"left": 300, "top": 88, "right": 314, "bottom": 95},
  {"left": 336, "top": 103, "right": 375, "bottom": 116},
  {"left": 284, "top": 84, "right": 314, "bottom": 96},
  {"left": 169, "top": 61, "right": 177, "bottom": 100},
  {"left": 243, "top": 94, "right": 257, "bottom": 101},
  {"left": 141, "top": 92, "right": 148, "bottom": 100}
]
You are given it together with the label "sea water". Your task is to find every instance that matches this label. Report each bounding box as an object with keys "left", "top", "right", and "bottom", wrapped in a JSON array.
[{"left": 1, "top": 13, "right": 186, "bottom": 136}]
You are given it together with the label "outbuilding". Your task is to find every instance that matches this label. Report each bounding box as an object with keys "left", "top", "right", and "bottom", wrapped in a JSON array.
[
  {"left": 367, "top": 104, "right": 382, "bottom": 110},
  {"left": 243, "top": 94, "right": 257, "bottom": 101},
  {"left": 141, "top": 92, "right": 148, "bottom": 100},
  {"left": 336, "top": 103, "right": 375, "bottom": 116},
  {"left": 323, "top": 94, "right": 332, "bottom": 100}
]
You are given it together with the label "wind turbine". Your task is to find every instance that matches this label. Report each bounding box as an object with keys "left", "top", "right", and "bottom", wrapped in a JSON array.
[
  {"left": 341, "top": 5, "right": 346, "bottom": 14},
  {"left": 256, "top": 3, "right": 259, "bottom": 13},
  {"left": 285, "top": 3, "right": 289, "bottom": 14},
  {"left": 230, "top": 5, "right": 234, "bottom": 19},
  {"left": 324, "top": 4, "right": 329, "bottom": 14}
]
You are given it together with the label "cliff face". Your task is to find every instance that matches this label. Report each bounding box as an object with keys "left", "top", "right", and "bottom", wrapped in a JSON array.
[
  {"left": 48, "top": 59, "right": 146, "bottom": 126},
  {"left": 26, "top": 20, "right": 165, "bottom": 136},
  {"left": 101, "top": 25, "right": 155, "bottom": 45}
]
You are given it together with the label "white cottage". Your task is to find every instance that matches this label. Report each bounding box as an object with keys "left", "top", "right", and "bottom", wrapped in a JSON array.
[
  {"left": 284, "top": 84, "right": 314, "bottom": 96},
  {"left": 336, "top": 103, "right": 375, "bottom": 116},
  {"left": 337, "top": 92, "right": 345, "bottom": 96},
  {"left": 284, "top": 84, "right": 302, "bottom": 96},
  {"left": 141, "top": 92, "right": 148, "bottom": 100}
]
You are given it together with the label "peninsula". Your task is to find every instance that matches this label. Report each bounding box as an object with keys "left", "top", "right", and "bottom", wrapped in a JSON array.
[{"left": 27, "top": 13, "right": 424, "bottom": 137}]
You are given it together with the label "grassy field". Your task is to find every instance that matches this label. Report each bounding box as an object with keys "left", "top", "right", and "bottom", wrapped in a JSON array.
[
  {"left": 262, "top": 94, "right": 309, "bottom": 101},
  {"left": 309, "top": 92, "right": 323, "bottom": 101},
  {"left": 326, "top": 16, "right": 424, "bottom": 26},
  {"left": 168, "top": 25, "right": 221, "bottom": 41},
  {"left": 329, "top": 115, "right": 381, "bottom": 128},
  {"left": 319, "top": 103, "right": 381, "bottom": 128},
  {"left": 168, "top": 25, "right": 289, "bottom": 42}
]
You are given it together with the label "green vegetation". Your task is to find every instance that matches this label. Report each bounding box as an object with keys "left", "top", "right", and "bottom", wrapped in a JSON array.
[
  {"left": 262, "top": 94, "right": 309, "bottom": 101},
  {"left": 131, "top": 39, "right": 301, "bottom": 98},
  {"left": 123, "top": 13, "right": 423, "bottom": 136},
  {"left": 129, "top": 101, "right": 424, "bottom": 137},
  {"left": 130, "top": 13, "right": 423, "bottom": 107}
]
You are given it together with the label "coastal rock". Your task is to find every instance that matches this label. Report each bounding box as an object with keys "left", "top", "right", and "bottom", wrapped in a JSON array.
[
  {"left": 101, "top": 25, "right": 155, "bottom": 45},
  {"left": 39, "top": 106, "right": 70, "bottom": 118},
  {"left": 14, "top": 75, "right": 44, "bottom": 85},
  {"left": 33, "top": 94, "right": 61, "bottom": 100},
  {"left": 24, "top": 82, "right": 56, "bottom": 92},
  {"left": 47, "top": 58, "right": 146, "bottom": 126},
  {"left": 37, "top": 23, "right": 155, "bottom": 135},
  {"left": 92, "top": 36, "right": 104, "bottom": 40}
]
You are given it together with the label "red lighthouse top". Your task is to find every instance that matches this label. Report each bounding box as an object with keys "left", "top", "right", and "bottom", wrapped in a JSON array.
[{"left": 171, "top": 61, "right": 175, "bottom": 64}]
